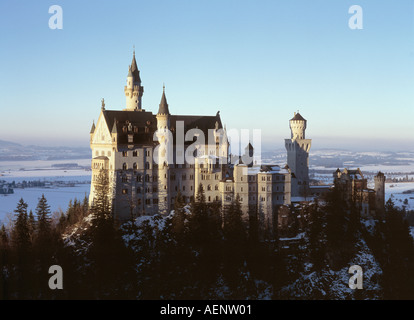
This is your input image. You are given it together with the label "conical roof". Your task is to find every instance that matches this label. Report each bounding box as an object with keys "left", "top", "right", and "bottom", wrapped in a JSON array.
[
  {"left": 90, "top": 121, "right": 95, "bottom": 134},
  {"left": 290, "top": 112, "right": 306, "bottom": 121},
  {"left": 130, "top": 51, "right": 141, "bottom": 83},
  {"left": 157, "top": 86, "right": 170, "bottom": 115}
]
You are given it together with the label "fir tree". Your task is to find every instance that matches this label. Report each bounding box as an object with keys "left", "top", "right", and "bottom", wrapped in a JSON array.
[{"left": 35, "top": 194, "right": 52, "bottom": 247}]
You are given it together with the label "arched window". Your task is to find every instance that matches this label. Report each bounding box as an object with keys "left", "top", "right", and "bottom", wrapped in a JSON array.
[
  {"left": 145, "top": 174, "right": 150, "bottom": 182},
  {"left": 122, "top": 163, "right": 127, "bottom": 170},
  {"left": 133, "top": 162, "right": 137, "bottom": 169},
  {"left": 207, "top": 185, "right": 212, "bottom": 191},
  {"left": 215, "top": 185, "right": 219, "bottom": 191}
]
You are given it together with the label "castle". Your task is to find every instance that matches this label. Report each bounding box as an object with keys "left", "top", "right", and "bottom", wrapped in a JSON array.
[
  {"left": 88, "top": 51, "right": 293, "bottom": 226},
  {"left": 88, "top": 51, "right": 385, "bottom": 229},
  {"left": 333, "top": 168, "right": 385, "bottom": 218}
]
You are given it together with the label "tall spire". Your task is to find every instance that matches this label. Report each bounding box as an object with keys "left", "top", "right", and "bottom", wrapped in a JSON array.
[
  {"left": 157, "top": 85, "right": 170, "bottom": 115},
  {"left": 124, "top": 49, "right": 144, "bottom": 111},
  {"left": 130, "top": 48, "right": 141, "bottom": 83}
]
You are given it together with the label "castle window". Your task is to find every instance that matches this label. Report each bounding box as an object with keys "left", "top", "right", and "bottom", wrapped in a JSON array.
[
  {"left": 133, "top": 151, "right": 138, "bottom": 157},
  {"left": 145, "top": 162, "right": 150, "bottom": 169},
  {"left": 190, "top": 175, "right": 194, "bottom": 180},
  {"left": 208, "top": 196, "right": 211, "bottom": 201},
  {"left": 145, "top": 199, "right": 151, "bottom": 205},
  {"left": 207, "top": 185, "right": 212, "bottom": 191},
  {"left": 133, "top": 163, "right": 137, "bottom": 169},
  {"left": 215, "top": 185, "right": 219, "bottom": 191},
  {"left": 122, "top": 163, "right": 127, "bottom": 170},
  {"left": 122, "top": 175, "right": 128, "bottom": 182},
  {"left": 153, "top": 187, "right": 158, "bottom": 193},
  {"left": 145, "top": 174, "right": 150, "bottom": 182},
  {"left": 267, "top": 176, "right": 271, "bottom": 181},
  {"left": 137, "top": 175, "right": 142, "bottom": 182},
  {"left": 241, "top": 177, "right": 243, "bottom": 182},
  {"left": 262, "top": 187, "right": 265, "bottom": 191},
  {"left": 182, "top": 174, "right": 186, "bottom": 180},
  {"left": 241, "top": 187, "right": 243, "bottom": 192},
  {"left": 122, "top": 151, "right": 128, "bottom": 157}
]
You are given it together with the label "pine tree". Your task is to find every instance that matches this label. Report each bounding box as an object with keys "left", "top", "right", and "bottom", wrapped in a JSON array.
[
  {"left": 35, "top": 194, "right": 52, "bottom": 247},
  {"left": 13, "top": 198, "right": 31, "bottom": 254},
  {"left": 0, "top": 225, "right": 9, "bottom": 299},
  {"left": 28, "top": 209, "right": 36, "bottom": 243},
  {"left": 12, "top": 198, "right": 33, "bottom": 298}
]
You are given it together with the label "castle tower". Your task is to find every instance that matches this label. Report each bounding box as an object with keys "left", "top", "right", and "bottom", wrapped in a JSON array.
[
  {"left": 285, "top": 112, "right": 312, "bottom": 198},
  {"left": 374, "top": 171, "right": 385, "bottom": 215},
  {"left": 124, "top": 50, "right": 144, "bottom": 111},
  {"left": 156, "top": 86, "right": 171, "bottom": 214}
]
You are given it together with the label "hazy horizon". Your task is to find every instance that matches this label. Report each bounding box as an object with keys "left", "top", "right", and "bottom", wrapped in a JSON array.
[{"left": 2, "top": 136, "right": 413, "bottom": 154}]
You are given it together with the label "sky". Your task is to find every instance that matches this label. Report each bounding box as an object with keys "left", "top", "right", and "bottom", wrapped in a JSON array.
[{"left": 0, "top": 0, "right": 413, "bottom": 151}]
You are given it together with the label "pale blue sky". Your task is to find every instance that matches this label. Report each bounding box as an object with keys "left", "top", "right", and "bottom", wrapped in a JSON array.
[{"left": 0, "top": 0, "right": 413, "bottom": 151}]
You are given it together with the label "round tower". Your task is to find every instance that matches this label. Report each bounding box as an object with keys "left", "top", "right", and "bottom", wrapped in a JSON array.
[
  {"left": 289, "top": 111, "right": 307, "bottom": 140},
  {"left": 285, "top": 111, "right": 312, "bottom": 198},
  {"left": 374, "top": 171, "right": 385, "bottom": 214},
  {"left": 124, "top": 50, "right": 144, "bottom": 111},
  {"left": 156, "top": 85, "right": 171, "bottom": 215}
]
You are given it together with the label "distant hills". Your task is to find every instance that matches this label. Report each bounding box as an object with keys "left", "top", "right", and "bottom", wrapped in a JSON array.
[{"left": 0, "top": 140, "right": 90, "bottom": 161}]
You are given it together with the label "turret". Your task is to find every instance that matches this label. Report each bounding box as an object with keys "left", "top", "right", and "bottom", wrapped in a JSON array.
[
  {"left": 124, "top": 50, "right": 144, "bottom": 111},
  {"left": 374, "top": 171, "right": 385, "bottom": 215},
  {"left": 89, "top": 120, "right": 95, "bottom": 143},
  {"left": 289, "top": 111, "right": 307, "bottom": 140},
  {"left": 156, "top": 85, "right": 170, "bottom": 129},
  {"left": 285, "top": 111, "right": 312, "bottom": 197},
  {"left": 156, "top": 85, "right": 171, "bottom": 215}
]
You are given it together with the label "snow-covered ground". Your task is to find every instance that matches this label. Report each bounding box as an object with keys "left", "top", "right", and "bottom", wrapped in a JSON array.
[
  {"left": 0, "top": 159, "right": 91, "bottom": 225},
  {"left": 385, "top": 182, "right": 414, "bottom": 211}
]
